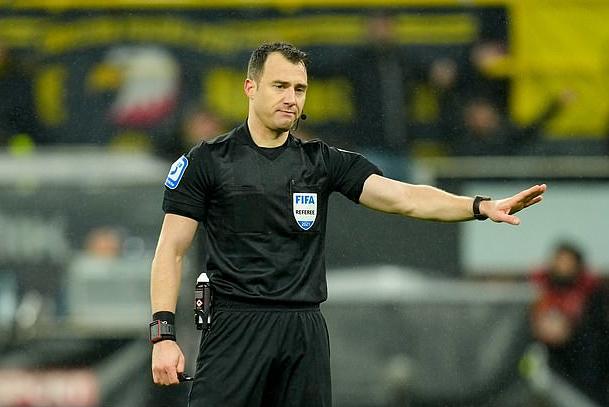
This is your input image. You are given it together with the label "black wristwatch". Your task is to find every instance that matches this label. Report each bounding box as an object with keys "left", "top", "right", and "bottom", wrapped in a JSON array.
[
  {"left": 149, "top": 320, "right": 176, "bottom": 344},
  {"left": 473, "top": 195, "right": 491, "bottom": 221}
]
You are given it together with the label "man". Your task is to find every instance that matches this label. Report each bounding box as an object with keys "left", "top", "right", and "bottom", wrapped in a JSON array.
[
  {"left": 530, "top": 242, "right": 606, "bottom": 404},
  {"left": 150, "top": 42, "right": 546, "bottom": 406}
]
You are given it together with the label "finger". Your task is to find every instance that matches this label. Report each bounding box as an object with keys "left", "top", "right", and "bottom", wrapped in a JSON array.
[
  {"left": 155, "top": 368, "right": 169, "bottom": 386},
  {"left": 177, "top": 352, "right": 185, "bottom": 374},
  {"left": 152, "top": 365, "right": 164, "bottom": 385},
  {"left": 518, "top": 184, "right": 546, "bottom": 201},
  {"left": 523, "top": 195, "right": 543, "bottom": 208},
  {"left": 532, "top": 184, "right": 547, "bottom": 199},
  {"left": 494, "top": 211, "right": 520, "bottom": 225},
  {"left": 165, "top": 366, "right": 180, "bottom": 385},
  {"left": 506, "top": 185, "right": 545, "bottom": 213},
  {"left": 512, "top": 194, "right": 543, "bottom": 214}
]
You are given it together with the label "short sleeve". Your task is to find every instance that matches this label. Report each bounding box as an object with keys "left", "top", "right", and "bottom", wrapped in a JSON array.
[
  {"left": 162, "top": 144, "right": 212, "bottom": 222},
  {"left": 324, "top": 145, "right": 383, "bottom": 203}
]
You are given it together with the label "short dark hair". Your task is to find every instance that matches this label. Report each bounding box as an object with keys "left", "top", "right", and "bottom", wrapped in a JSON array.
[{"left": 247, "top": 42, "right": 308, "bottom": 81}]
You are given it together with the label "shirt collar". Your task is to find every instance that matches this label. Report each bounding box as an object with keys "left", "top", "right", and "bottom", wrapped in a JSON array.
[{"left": 236, "top": 120, "right": 296, "bottom": 148}]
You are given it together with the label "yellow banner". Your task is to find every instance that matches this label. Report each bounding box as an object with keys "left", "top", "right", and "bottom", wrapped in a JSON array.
[
  {"left": 0, "top": 13, "right": 477, "bottom": 52},
  {"left": 510, "top": 1, "right": 609, "bottom": 137},
  {"left": 4, "top": 0, "right": 506, "bottom": 10}
]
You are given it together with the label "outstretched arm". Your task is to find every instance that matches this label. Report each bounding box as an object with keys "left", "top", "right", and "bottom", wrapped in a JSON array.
[{"left": 359, "top": 174, "right": 546, "bottom": 225}]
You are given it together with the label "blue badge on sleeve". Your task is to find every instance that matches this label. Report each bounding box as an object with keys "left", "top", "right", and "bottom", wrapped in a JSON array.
[{"left": 165, "top": 155, "right": 189, "bottom": 189}]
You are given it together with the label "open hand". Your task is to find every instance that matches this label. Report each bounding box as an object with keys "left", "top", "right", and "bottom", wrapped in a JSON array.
[{"left": 481, "top": 184, "right": 547, "bottom": 225}]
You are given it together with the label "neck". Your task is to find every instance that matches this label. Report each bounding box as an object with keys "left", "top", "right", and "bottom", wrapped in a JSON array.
[{"left": 247, "top": 114, "right": 289, "bottom": 148}]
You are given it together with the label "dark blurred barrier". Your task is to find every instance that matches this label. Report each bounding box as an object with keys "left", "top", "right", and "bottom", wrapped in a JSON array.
[
  {"left": 522, "top": 344, "right": 601, "bottom": 407},
  {"left": 324, "top": 267, "right": 535, "bottom": 407},
  {"left": 326, "top": 195, "right": 459, "bottom": 274}
]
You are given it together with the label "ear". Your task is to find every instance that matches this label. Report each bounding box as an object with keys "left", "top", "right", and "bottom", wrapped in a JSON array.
[{"left": 244, "top": 78, "right": 256, "bottom": 99}]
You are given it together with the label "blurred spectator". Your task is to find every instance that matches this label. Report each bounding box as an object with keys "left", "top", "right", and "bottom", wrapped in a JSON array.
[
  {"left": 312, "top": 11, "right": 417, "bottom": 179},
  {"left": 529, "top": 241, "right": 607, "bottom": 405},
  {"left": 415, "top": 57, "right": 464, "bottom": 150},
  {"left": 82, "top": 227, "right": 123, "bottom": 259},
  {"left": 464, "top": 40, "right": 511, "bottom": 110},
  {"left": 410, "top": 40, "right": 515, "bottom": 156},
  {"left": 157, "top": 107, "right": 226, "bottom": 161},
  {"left": 59, "top": 227, "right": 124, "bottom": 317},
  {"left": 446, "top": 90, "right": 575, "bottom": 156},
  {"left": 428, "top": 58, "right": 460, "bottom": 107},
  {"left": 604, "top": 115, "right": 609, "bottom": 155},
  {"left": 0, "top": 42, "right": 42, "bottom": 148},
  {"left": 352, "top": 11, "right": 413, "bottom": 153},
  {"left": 64, "top": 226, "right": 124, "bottom": 280}
]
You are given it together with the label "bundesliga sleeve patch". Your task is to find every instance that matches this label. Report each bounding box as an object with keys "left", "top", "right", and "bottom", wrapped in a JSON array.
[{"left": 165, "top": 155, "right": 189, "bottom": 189}]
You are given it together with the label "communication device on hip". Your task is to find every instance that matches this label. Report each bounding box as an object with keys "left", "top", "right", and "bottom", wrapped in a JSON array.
[{"left": 194, "top": 272, "right": 212, "bottom": 330}]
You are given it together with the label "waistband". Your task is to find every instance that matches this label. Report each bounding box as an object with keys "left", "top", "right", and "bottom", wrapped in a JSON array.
[{"left": 213, "top": 293, "right": 320, "bottom": 312}]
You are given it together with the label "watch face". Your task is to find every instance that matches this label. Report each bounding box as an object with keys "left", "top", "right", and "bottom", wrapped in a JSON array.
[
  {"left": 150, "top": 321, "right": 162, "bottom": 342},
  {"left": 150, "top": 320, "right": 175, "bottom": 343}
]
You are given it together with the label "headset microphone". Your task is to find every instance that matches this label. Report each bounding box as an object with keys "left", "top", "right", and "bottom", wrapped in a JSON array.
[{"left": 292, "top": 113, "right": 307, "bottom": 131}]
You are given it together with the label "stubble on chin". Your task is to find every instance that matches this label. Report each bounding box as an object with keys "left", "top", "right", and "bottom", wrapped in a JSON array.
[{"left": 275, "top": 118, "right": 296, "bottom": 132}]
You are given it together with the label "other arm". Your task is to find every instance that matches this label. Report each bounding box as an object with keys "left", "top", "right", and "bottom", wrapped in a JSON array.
[
  {"left": 359, "top": 174, "right": 546, "bottom": 225},
  {"left": 150, "top": 213, "right": 199, "bottom": 385}
]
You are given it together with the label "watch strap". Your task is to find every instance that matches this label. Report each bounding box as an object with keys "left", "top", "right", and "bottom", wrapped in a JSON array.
[{"left": 473, "top": 196, "right": 491, "bottom": 221}]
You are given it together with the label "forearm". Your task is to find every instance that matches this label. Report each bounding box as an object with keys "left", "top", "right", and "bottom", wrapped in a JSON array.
[
  {"left": 150, "top": 250, "right": 183, "bottom": 314},
  {"left": 399, "top": 184, "right": 474, "bottom": 222},
  {"left": 360, "top": 175, "right": 476, "bottom": 222}
]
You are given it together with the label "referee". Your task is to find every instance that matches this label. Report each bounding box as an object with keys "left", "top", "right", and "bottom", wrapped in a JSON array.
[{"left": 150, "top": 42, "right": 546, "bottom": 406}]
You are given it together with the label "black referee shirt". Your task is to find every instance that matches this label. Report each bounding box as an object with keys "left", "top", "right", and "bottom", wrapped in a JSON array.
[{"left": 162, "top": 122, "right": 382, "bottom": 304}]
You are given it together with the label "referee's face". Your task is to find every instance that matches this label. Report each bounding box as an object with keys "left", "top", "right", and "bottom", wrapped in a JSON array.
[{"left": 246, "top": 52, "right": 308, "bottom": 133}]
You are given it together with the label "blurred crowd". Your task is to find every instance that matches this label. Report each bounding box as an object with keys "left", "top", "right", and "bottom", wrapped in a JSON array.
[{"left": 0, "top": 10, "right": 601, "bottom": 172}]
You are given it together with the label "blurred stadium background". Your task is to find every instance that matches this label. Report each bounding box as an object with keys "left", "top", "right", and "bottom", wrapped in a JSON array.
[{"left": 1, "top": 1, "right": 608, "bottom": 406}]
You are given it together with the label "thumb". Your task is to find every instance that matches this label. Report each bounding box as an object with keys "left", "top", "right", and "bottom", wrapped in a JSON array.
[{"left": 495, "top": 211, "right": 520, "bottom": 225}]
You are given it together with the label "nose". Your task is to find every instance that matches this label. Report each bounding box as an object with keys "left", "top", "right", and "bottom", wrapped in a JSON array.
[{"left": 283, "top": 87, "right": 296, "bottom": 105}]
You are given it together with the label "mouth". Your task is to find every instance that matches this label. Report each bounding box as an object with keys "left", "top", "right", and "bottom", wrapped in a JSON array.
[{"left": 278, "top": 110, "right": 297, "bottom": 117}]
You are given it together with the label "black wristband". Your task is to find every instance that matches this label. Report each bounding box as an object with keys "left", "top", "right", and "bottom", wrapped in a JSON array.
[
  {"left": 150, "top": 311, "right": 176, "bottom": 344},
  {"left": 152, "top": 311, "right": 175, "bottom": 325},
  {"left": 473, "top": 196, "right": 491, "bottom": 221},
  {"left": 149, "top": 320, "right": 176, "bottom": 344}
]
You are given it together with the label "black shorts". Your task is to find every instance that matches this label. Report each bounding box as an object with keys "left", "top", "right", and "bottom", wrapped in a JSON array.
[{"left": 188, "top": 295, "right": 332, "bottom": 407}]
